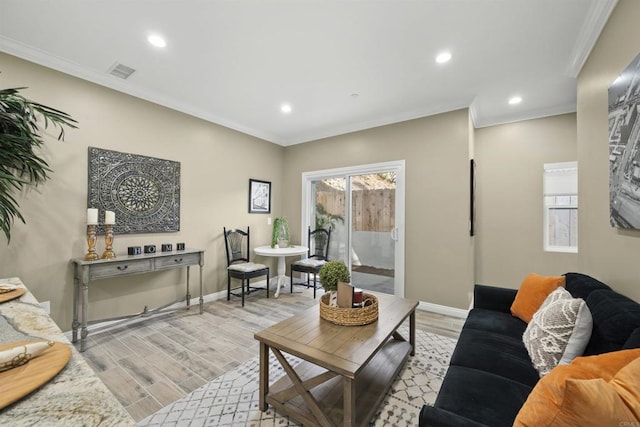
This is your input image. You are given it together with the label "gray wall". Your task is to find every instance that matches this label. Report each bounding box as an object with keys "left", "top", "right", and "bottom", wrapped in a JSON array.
[
  {"left": 282, "top": 110, "right": 475, "bottom": 309},
  {"left": 0, "top": 52, "right": 284, "bottom": 329},
  {"left": 474, "top": 114, "right": 579, "bottom": 288},
  {"left": 577, "top": 0, "right": 640, "bottom": 302}
]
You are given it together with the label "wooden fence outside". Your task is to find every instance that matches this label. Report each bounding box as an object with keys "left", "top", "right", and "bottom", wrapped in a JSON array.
[{"left": 316, "top": 189, "right": 395, "bottom": 232}]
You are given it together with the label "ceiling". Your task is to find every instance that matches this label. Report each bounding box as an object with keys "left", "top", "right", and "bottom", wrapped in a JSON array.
[{"left": 0, "top": 1, "right": 617, "bottom": 146}]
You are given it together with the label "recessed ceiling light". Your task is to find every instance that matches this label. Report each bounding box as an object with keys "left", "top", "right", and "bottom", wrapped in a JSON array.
[
  {"left": 148, "top": 34, "right": 167, "bottom": 48},
  {"left": 509, "top": 96, "right": 523, "bottom": 105},
  {"left": 281, "top": 103, "right": 292, "bottom": 114},
  {"left": 435, "top": 51, "right": 452, "bottom": 64}
]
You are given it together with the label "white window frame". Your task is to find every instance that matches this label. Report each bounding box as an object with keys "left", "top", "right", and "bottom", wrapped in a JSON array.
[{"left": 543, "top": 161, "right": 578, "bottom": 253}]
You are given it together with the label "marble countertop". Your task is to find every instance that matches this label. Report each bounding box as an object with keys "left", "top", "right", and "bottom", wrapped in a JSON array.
[{"left": 0, "top": 277, "right": 135, "bottom": 426}]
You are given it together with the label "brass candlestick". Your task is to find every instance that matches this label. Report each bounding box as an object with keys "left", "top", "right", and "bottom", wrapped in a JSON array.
[
  {"left": 84, "top": 224, "right": 99, "bottom": 261},
  {"left": 101, "top": 224, "right": 116, "bottom": 260}
]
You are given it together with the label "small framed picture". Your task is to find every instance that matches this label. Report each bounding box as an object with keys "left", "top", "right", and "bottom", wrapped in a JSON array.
[{"left": 249, "top": 179, "right": 271, "bottom": 214}]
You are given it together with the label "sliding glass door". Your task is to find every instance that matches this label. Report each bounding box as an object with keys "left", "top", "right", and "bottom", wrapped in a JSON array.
[
  {"left": 349, "top": 172, "right": 396, "bottom": 294},
  {"left": 302, "top": 161, "right": 405, "bottom": 296}
]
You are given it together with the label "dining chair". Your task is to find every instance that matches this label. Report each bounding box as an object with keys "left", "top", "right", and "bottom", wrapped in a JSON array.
[
  {"left": 223, "top": 227, "right": 269, "bottom": 307},
  {"left": 289, "top": 226, "right": 331, "bottom": 299}
]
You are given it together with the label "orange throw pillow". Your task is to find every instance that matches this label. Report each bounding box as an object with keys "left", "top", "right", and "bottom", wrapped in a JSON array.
[
  {"left": 510, "top": 273, "right": 565, "bottom": 323},
  {"left": 514, "top": 349, "right": 640, "bottom": 427}
]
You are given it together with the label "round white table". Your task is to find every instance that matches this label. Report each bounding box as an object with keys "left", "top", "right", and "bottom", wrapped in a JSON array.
[{"left": 254, "top": 245, "right": 308, "bottom": 297}]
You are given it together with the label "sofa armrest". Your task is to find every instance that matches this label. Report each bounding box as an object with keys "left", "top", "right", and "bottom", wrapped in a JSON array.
[
  {"left": 419, "top": 405, "right": 491, "bottom": 427},
  {"left": 473, "top": 284, "right": 517, "bottom": 313}
]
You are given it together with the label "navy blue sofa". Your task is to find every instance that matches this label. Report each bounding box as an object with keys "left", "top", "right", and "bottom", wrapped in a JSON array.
[{"left": 419, "top": 273, "right": 640, "bottom": 427}]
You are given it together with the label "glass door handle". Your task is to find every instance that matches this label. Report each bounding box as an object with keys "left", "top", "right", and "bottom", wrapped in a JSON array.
[{"left": 390, "top": 227, "right": 399, "bottom": 241}]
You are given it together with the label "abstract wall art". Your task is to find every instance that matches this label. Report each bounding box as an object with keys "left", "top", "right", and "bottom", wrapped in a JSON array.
[{"left": 88, "top": 147, "right": 180, "bottom": 234}]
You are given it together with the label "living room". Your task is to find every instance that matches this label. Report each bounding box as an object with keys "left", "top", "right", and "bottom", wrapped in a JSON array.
[{"left": 1, "top": 0, "right": 639, "bottom": 425}]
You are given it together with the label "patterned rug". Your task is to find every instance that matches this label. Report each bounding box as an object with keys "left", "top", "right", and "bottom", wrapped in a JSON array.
[{"left": 138, "top": 327, "right": 456, "bottom": 427}]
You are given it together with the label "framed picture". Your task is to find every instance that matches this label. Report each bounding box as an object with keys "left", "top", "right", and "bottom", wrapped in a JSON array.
[
  {"left": 249, "top": 179, "right": 271, "bottom": 214},
  {"left": 609, "top": 52, "right": 640, "bottom": 228}
]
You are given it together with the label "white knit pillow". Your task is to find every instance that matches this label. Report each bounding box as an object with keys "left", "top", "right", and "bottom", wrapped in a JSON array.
[{"left": 523, "top": 288, "right": 593, "bottom": 377}]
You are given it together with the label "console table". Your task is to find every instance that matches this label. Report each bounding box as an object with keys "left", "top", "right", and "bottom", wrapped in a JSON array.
[{"left": 72, "top": 248, "right": 204, "bottom": 352}]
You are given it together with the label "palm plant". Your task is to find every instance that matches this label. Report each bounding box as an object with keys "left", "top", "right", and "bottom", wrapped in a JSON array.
[
  {"left": 315, "top": 202, "right": 343, "bottom": 232},
  {"left": 0, "top": 86, "right": 77, "bottom": 242}
]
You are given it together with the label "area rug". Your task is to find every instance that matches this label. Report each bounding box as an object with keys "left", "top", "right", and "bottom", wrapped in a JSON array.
[{"left": 138, "top": 327, "right": 456, "bottom": 427}]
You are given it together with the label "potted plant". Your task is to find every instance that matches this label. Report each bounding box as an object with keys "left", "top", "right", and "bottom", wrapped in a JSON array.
[
  {"left": 271, "top": 217, "right": 290, "bottom": 248},
  {"left": 319, "top": 260, "right": 350, "bottom": 306},
  {"left": 0, "top": 86, "right": 77, "bottom": 242}
]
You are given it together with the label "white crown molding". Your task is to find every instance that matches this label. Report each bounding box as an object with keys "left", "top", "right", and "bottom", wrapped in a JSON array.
[
  {"left": 0, "top": 36, "right": 281, "bottom": 144},
  {"left": 473, "top": 102, "right": 577, "bottom": 129},
  {"left": 281, "top": 99, "right": 473, "bottom": 146},
  {"left": 566, "top": 0, "right": 618, "bottom": 78},
  {"left": 468, "top": 96, "right": 480, "bottom": 128},
  {"left": 0, "top": 28, "right": 587, "bottom": 146}
]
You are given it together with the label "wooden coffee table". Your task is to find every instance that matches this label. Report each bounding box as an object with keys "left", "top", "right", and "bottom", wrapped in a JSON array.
[{"left": 254, "top": 292, "right": 418, "bottom": 427}]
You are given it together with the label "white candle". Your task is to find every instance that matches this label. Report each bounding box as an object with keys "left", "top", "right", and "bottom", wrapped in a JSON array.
[
  {"left": 87, "top": 208, "right": 98, "bottom": 225},
  {"left": 105, "top": 210, "right": 116, "bottom": 225}
]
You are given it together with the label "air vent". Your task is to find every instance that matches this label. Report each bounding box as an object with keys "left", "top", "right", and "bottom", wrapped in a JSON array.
[{"left": 108, "top": 62, "right": 136, "bottom": 79}]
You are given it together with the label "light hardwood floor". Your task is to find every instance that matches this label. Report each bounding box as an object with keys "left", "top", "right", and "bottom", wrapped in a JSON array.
[{"left": 80, "top": 287, "right": 465, "bottom": 422}]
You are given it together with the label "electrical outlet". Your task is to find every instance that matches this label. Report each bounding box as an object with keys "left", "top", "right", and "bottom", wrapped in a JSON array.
[
  {"left": 267, "top": 217, "right": 272, "bottom": 225},
  {"left": 40, "top": 300, "right": 51, "bottom": 315}
]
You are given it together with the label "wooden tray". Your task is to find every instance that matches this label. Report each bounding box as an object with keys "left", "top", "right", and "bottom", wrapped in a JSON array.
[
  {"left": 0, "top": 341, "right": 71, "bottom": 409},
  {"left": 0, "top": 288, "right": 26, "bottom": 304}
]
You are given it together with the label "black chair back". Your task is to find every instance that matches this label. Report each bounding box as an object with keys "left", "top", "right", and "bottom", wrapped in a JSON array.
[
  {"left": 223, "top": 227, "right": 251, "bottom": 266},
  {"left": 308, "top": 227, "right": 331, "bottom": 260}
]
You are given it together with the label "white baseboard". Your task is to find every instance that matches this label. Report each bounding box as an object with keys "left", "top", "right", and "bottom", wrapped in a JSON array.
[
  {"left": 64, "top": 281, "right": 466, "bottom": 342},
  {"left": 62, "top": 287, "right": 233, "bottom": 341},
  {"left": 418, "top": 300, "right": 469, "bottom": 319}
]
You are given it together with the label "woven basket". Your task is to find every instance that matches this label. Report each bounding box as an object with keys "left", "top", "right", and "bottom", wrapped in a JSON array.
[{"left": 319, "top": 292, "right": 378, "bottom": 326}]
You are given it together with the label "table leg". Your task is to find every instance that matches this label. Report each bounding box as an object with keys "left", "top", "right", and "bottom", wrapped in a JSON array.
[
  {"left": 259, "top": 342, "right": 269, "bottom": 411},
  {"left": 80, "top": 281, "right": 89, "bottom": 352},
  {"left": 72, "top": 276, "right": 79, "bottom": 343},
  {"left": 344, "top": 376, "right": 356, "bottom": 426},
  {"left": 186, "top": 265, "right": 191, "bottom": 310},
  {"left": 274, "top": 255, "right": 286, "bottom": 298},
  {"left": 199, "top": 261, "right": 204, "bottom": 314},
  {"left": 410, "top": 309, "right": 416, "bottom": 356}
]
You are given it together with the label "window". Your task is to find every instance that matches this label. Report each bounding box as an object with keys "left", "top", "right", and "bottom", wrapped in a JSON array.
[{"left": 543, "top": 162, "right": 578, "bottom": 253}]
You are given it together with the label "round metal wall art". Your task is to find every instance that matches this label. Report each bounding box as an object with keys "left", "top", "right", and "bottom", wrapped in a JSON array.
[{"left": 88, "top": 147, "right": 180, "bottom": 234}]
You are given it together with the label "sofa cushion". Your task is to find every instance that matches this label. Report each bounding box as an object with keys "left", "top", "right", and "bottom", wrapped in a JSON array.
[
  {"left": 420, "top": 278, "right": 640, "bottom": 427},
  {"left": 564, "top": 272, "right": 611, "bottom": 299},
  {"left": 624, "top": 328, "right": 640, "bottom": 349},
  {"left": 511, "top": 273, "right": 565, "bottom": 323},
  {"left": 227, "top": 262, "right": 267, "bottom": 272},
  {"left": 473, "top": 284, "right": 518, "bottom": 313},
  {"left": 434, "top": 366, "right": 532, "bottom": 427},
  {"left": 451, "top": 328, "right": 539, "bottom": 386},
  {"left": 584, "top": 289, "right": 640, "bottom": 355},
  {"left": 419, "top": 405, "right": 491, "bottom": 427},
  {"left": 514, "top": 349, "right": 640, "bottom": 426},
  {"left": 464, "top": 308, "right": 527, "bottom": 340},
  {"left": 523, "top": 288, "right": 593, "bottom": 376}
]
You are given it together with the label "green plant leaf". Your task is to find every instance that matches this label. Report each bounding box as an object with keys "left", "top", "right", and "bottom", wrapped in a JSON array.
[
  {"left": 0, "top": 85, "right": 76, "bottom": 242},
  {"left": 318, "top": 261, "right": 351, "bottom": 292}
]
